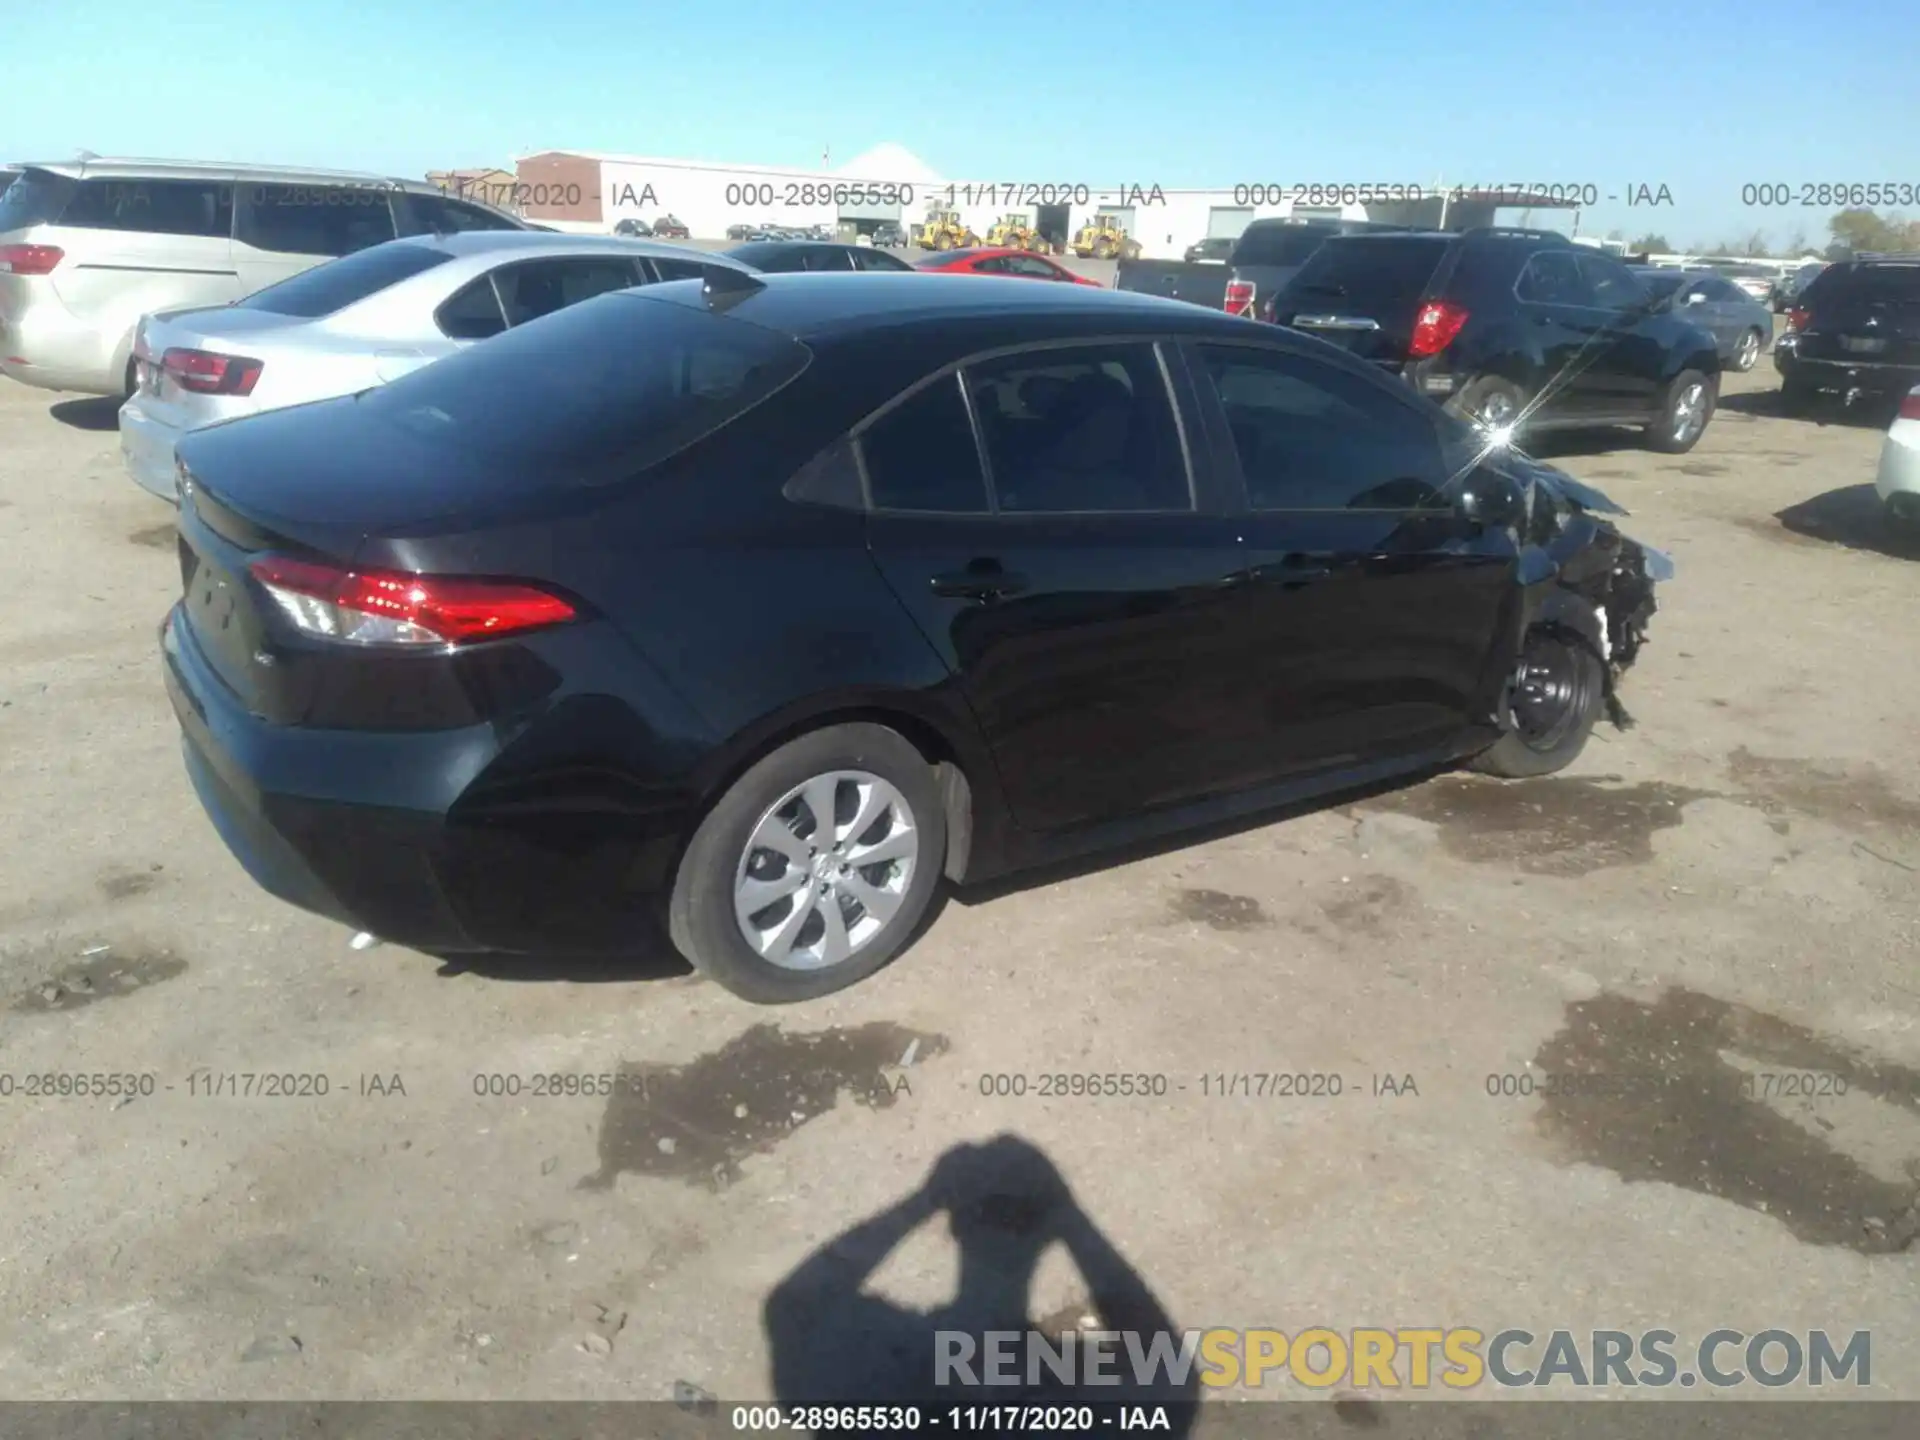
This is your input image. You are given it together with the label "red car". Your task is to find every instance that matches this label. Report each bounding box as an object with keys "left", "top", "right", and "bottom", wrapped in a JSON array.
[{"left": 913, "top": 247, "right": 1102, "bottom": 286}]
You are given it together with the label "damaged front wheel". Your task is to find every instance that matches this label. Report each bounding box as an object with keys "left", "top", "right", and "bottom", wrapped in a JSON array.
[{"left": 1468, "top": 632, "right": 1605, "bottom": 779}]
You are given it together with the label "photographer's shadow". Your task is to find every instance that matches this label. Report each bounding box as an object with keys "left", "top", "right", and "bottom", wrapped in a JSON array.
[{"left": 764, "top": 1135, "right": 1196, "bottom": 1436}]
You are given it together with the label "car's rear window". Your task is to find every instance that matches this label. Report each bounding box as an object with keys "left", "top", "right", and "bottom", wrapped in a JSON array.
[
  {"left": 0, "top": 170, "right": 78, "bottom": 232},
  {"left": 356, "top": 287, "right": 813, "bottom": 481},
  {"left": 1802, "top": 264, "right": 1920, "bottom": 307},
  {"left": 1284, "top": 237, "right": 1449, "bottom": 311},
  {"left": 1230, "top": 225, "right": 1341, "bottom": 269},
  {"left": 238, "top": 241, "right": 456, "bottom": 318}
]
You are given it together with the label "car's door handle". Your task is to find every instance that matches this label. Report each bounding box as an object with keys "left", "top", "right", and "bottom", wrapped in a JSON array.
[
  {"left": 931, "top": 565, "right": 1028, "bottom": 601},
  {"left": 1248, "top": 557, "right": 1335, "bottom": 588}
]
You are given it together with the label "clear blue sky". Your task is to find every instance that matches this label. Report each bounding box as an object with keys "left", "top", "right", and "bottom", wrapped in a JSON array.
[{"left": 5, "top": 0, "right": 1908, "bottom": 251}]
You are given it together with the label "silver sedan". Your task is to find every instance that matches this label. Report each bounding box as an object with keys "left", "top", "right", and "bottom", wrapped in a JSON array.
[{"left": 118, "top": 232, "right": 752, "bottom": 502}]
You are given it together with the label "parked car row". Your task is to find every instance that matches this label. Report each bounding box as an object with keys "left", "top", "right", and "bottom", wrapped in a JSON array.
[
  {"left": 0, "top": 158, "right": 534, "bottom": 398},
  {"left": 1119, "top": 219, "right": 1728, "bottom": 453},
  {"left": 119, "top": 233, "right": 754, "bottom": 500},
  {"left": 613, "top": 215, "right": 690, "bottom": 239}
]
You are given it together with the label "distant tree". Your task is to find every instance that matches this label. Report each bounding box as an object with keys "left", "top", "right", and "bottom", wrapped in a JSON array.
[
  {"left": 1741, "top": 230, "right": 1772, "bottom": 257},
  {"left": 1630, "top": 232, "right": 1673, "bottom": 253},
  {"left": 1783, "top": 227, "right": 1810, "bottom": 257},
  {"left": 1827, "top": 208, "right": 1920, "bottom": 257},
  {"left": 1605, "top": 228, "right": 1625, "bottom": 242}
]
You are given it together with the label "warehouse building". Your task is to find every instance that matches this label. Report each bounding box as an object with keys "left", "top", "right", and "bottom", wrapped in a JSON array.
[{"left": 509, "top": 145, "right": 1577, "bottom": 259}]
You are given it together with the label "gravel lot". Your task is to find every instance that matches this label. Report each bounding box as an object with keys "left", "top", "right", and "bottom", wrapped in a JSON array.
[{"left": 1, "top": 345, "right": 1918, "bottom": 1409}]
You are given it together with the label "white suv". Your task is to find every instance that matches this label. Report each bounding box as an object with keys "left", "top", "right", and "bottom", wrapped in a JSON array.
[{"left": 0, "top": 159, "right": 527, "bottom": 398}]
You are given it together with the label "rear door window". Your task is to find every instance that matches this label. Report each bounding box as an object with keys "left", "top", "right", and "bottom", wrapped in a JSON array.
[
  {"left": 55, "top": 178, "right": 233, "bottom": 238},
  {"left": 1516, "top": 251, "right": 1590, "bottom": 306},
  {"left": 1576, "top": 254, "right": 1647, "bottom": 312},
  {"left": 436, "top": 276, "right": 508, "bottom": 340},
  {"left": 648, "top": 256, "right": 717, "bottom": 282},
  {"left": 859, "top": 375, "right": 990, "bottom": 513},
  {"left": 804, "top": 248, "right": 856, "bottom": 272},
  {"left": 237, "top": 183, "right": 398, "bottom": 257},
  {"left": 493, "top": 257, "right": 643, "bottom": 325},
  {"left": 964, "top": 343, "right": 1192, "bottom": 513},
  {"left": 239, "top": 241, "right": 455, "bottom": 318}
]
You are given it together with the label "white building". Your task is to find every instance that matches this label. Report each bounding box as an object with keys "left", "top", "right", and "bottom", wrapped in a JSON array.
[{"left": 507, "top": 143, "right": 1504, "bottom": 260}]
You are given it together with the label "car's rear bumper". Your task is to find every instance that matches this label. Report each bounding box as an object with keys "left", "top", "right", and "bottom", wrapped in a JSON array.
[
  {"left": 1876, "top": 422, "right": 1920, "bottom": 508},
  {"left": 0, "top": 296, "right": 121, "bottom": 394},
  {"left": 119, "top": 400, "right": 183, "bottom": 502},
  {"left": 162, "top": 604, "right": 691, "bottom": 954},
  {"left": 1776, "top": 349, "right": 1920, "bottom": 397}
]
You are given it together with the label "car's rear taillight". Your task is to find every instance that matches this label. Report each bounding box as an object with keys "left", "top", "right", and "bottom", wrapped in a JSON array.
[
  {"left": 1224, "top": 279, "right": 1256, "bottom": 317},
  {"left": 1901, "top": 390, "right": 1920, "bottom": 422},
  {"left": 247, "top": 557, "right": 578, "bottom": 647},
  {"left": 0, "top": 244, "right": 64, "bottom": 276},
  {"left": 162, "top": 347, "right": 263, "bottom": 396},
  {"left": 1409, "top": 300, "right": 1470, "bottom": 359},
  {"left": 1787, "top": 307, "right": 1811, "bottom": 333}
]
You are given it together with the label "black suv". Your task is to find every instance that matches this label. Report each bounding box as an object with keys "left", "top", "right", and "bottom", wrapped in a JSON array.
[
  {"left": 1267, "top": 228, "right": 1724, "bottom": 453},
  {"left": 1775, "top": 254, "right": 1920, "bottom": 412},
  {"left": 1223, "top": 217, "right": 1408, "bottom": 318}
]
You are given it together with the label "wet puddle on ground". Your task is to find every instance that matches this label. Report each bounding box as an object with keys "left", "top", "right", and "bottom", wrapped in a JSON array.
[
  {"left": 1167, "top": 889, "right": 1270, "bottom": 931},
  {"left": 583, "top": 1022, "right": 948, "bottom": 1192},
  {"left": 1727, "top": 748, "right": 1920, "bottom": 833},
  {"left": 1362, "top": 776, "right": 1716, "bottom": 876},
  {"left": 1533, "top": 988, "right": 1920, "bottom": 1253},
  {"left": 12, "top": 945, "right": 188, "bottom": 1013}
]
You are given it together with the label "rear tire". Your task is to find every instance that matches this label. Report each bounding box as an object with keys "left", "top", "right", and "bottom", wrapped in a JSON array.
[
  {"left": 1468, "top": 632, "right": 1605, "bottom": 779},
  {"left": 667, "top": 723, "right": 946, "bottom": 1004},
  {"left": 1448, "top": 375, "right": 1528, "bottom": 434},
  {"left": 1643, "top": 368, "right": 1715, "bottom": 453}
]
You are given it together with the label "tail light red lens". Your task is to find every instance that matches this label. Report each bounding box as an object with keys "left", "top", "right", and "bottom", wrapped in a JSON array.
[
  {"left": 1409, "top": 301, "right": 1470, "bottom": 359},
  {"left": 247, "top": 557, "right": 578, "bottom": 647},
  {"left": 1901, "top": 390, "right": 1920, "bottom": 422},
  {"left": 1787, "top": 307, "right": 1810, "bottom": 333},
  {"left": 163, "top": 347, "right": 264, "bottom": 396},
  {"left": 1224, "top": 279, "right": 1256, "bottom": 317},
  {"left": 0, "top": 244, "right": 64, "bottom": 276}
]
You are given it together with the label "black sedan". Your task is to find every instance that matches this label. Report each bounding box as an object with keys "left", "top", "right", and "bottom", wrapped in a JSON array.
[
  {"left": 161, "top": 271, "right": 1671, "bottom": 1003},
  {"left": 725, "top": 239, "right": 915, "bottom": 273}
]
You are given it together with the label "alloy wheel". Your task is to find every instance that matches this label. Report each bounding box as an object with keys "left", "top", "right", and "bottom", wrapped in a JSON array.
[
  {"left": 1735, "top": 331, "right": 1760, "bottom": 371},
  {"left": 1671, "top": 382, "right": 1708, "bottom": 444},
  {"left": 732, "top": 770, "right": 919, "bottom": 971}
]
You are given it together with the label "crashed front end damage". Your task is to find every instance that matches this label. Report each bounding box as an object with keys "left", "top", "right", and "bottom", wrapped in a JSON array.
[{"left": 1497, "top": 458, "right": 1674, "bottom": 733}]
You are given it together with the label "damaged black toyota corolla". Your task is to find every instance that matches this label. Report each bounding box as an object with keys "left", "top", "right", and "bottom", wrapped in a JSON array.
[{"left": 159, "top": 272, "right": 1670, "bottom": 1003}]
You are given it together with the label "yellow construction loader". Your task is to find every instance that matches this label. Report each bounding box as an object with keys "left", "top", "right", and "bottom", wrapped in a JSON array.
[
  {"left": 984, "top": 214, "right": 1049, "bottom": 251},
  {"left": 1070, "top": 214, "right": 1142, "bottom": 261},
  {"left": 919, "top": 211, "right": 980, "bottom": 251}
]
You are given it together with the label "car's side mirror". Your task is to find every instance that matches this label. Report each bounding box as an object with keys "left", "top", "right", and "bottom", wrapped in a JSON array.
[
  {"left": 1456, "top": 471, "right": 1528, "bottom": 529},
  {"left": 1683, "top": 292, "right": 1705, "bottom": 305}
]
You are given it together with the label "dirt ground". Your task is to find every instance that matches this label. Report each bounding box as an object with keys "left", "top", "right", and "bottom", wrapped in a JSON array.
[{"left": 1, "top": 355, "right": 1917, "bottom": 1410}]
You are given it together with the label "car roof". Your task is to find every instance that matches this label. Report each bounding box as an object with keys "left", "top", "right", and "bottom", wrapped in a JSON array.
[
  {"left": 918, "top": 247, "right": 1004, "bottom": 264},
  {"left": 392, "top": 231, "right": 749, "bottom": 266},
  {"left": 14, "top": 157, "right": 449, "bottom": 191},
  {"left": 649, "top": 271, "right": 1262, "bottom": 341}
]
